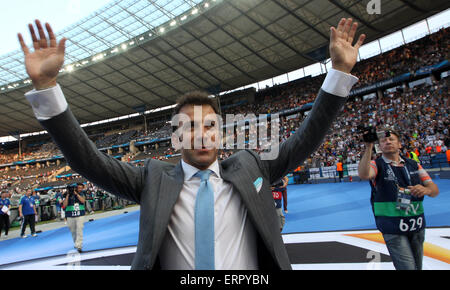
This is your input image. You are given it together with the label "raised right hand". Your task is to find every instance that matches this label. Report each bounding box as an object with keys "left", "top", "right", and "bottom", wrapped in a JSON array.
[{"left": 18, "top": 20, "right": 66, "bottom": 90}]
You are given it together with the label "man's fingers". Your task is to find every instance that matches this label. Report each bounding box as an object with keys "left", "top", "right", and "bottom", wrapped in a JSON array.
[
  {"left": 330, "top": 26, "right": 337, "bottom": 43},
  {"left": 348, "top": 22, "right": 358, "bottom": 44},
  {"left": 35, "top": 20, "right": 48, "bottom": 49},
  {"left": 408, "top": 185, "right": 426, "bottom": 197},
  {"left": 354, "top": 34, "right": 366, "bottom": 49},
  {"left": 46, "top": 22, "right": 57, "bottom": 48},
  {"left": 58, "top": 38, "right": 67, "bottom": 56},
  {"left": 342, "top": 18, "right": 353, "bottom": 41},
  {"left": 18, "top": 33, "right": 30, "bottom": 55},
  {"left": 337, "top": 18, "right": 346, "bottom": 33},
  {"left": 28, "top": 24, "right": 40, "bottom": 51}
]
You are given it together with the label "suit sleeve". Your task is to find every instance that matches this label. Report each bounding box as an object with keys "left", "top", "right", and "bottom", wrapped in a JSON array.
[
  {"left": 259, "top": 69, "right": 357, "bottom": 184},
  {"left": 26, "top": 86, "right": 145, "bottom": 204}
]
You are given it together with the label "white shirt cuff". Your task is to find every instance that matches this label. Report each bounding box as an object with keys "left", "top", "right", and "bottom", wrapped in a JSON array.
[
  {"left": 321, "top": 68, "right": 358, "bottom": 98},
  {"left": 25, "top": 84, "right": 68, "bottom": 121}
]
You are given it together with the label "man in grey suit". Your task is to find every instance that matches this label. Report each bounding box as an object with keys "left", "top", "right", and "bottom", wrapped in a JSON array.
[{"left": 18, "top": 18, "right": 365, "bottom": 270}]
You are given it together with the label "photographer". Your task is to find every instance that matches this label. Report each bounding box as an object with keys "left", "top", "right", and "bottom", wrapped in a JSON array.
[
  {"left": 271, "top": 176, "right": 289, "bottom": 232},
  {"left": 63, "top": 183, "right": 86, "bottom": 252},
  {"left": 358, "top": 127, "right": 439, "bottom": 270}
]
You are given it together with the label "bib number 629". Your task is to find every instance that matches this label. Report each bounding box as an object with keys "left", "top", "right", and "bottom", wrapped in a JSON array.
[{"left": 399, "top": 217, "right": 423, "bottom": 232}]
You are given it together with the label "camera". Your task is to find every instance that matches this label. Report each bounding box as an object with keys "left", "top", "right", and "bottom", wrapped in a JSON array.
[
  {"left": 357, "top": 125, "right": 391, "bottom": 143},
  {"left": 66, "top": 184, "right": 76, "bottom": 196}
]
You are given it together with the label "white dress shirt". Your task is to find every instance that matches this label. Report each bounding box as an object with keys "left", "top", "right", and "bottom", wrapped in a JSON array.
[
  {"left": 24, "top": 68, "right": 358, "bottom": 269},
  {"left": 158, "top": 159, "right": 258, "bottom": 270}
]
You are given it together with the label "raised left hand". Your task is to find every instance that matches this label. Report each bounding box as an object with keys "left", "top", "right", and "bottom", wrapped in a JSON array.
[{"left": 330, "top": 18, "right": 366, "bottom": 74}]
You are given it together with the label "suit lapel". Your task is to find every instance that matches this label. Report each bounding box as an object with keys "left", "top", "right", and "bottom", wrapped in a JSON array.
[{"left": 152, "top": 162, "right": 184, "bottom": 252}]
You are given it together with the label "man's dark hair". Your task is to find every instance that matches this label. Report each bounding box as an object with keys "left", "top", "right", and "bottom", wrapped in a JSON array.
[
  {"left": 171, "top": 91, "right": 220, "bottom": 132},
  {"left": 173, "top": 91, "right": 220, "bottom": 117}
]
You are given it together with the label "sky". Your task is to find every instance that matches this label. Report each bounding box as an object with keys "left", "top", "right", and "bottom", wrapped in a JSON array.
[{"left": 0, "top": 0, "right": 112, "bottom": 56}]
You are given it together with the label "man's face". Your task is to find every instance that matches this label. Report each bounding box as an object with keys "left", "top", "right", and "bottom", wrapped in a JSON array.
[
  {"left": 76, "top": 185, "right": 84, "bottom": 193},
  {"left": 178, "top": 104, "right": 220, "bottom": 170},
  {"left": 26, "top": 189, "right": 32, "bottom": 196},
  {"left": 379, "top": 134, "right": 401, "bottom": 155}
]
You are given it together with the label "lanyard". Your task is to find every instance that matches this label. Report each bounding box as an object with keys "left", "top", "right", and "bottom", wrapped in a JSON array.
[{"left": 386, "top": 162, "right": 412, "bottom": 187}]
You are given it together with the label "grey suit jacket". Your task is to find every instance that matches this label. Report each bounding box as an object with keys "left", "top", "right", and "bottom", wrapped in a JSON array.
[{"left": 39, "top": 89, "right": 347, "bottom": 270}]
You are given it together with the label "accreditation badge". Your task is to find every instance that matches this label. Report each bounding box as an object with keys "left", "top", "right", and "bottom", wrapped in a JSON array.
[{"left": 396, "top": 187, "right": 412, "bottom": 211}]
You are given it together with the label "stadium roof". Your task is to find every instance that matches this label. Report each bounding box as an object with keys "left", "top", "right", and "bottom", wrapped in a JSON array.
[{"left": 0, "top": 0, "right": 449, "bottom": 137}]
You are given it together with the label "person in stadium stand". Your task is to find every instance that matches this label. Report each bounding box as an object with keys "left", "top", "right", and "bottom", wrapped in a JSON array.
[
  {"left": 279, "top": 176, "right": 289, "bottom": 214},
  {"left": 18, "top": 18, "right": 365, "bottom": 270},
  {"left": 53, "top": 189, "right": 64, "bottom": 220},
  {"left": 358, "top": 128, "right": 439, "bottom": 270},
  {"left": 336, "top": 159, "right": 344, "bottom": 182},
  {"left": 19, "top": 189, "right": 37, "bottom": 238},
  {"left": 31, "top": 190, "right": 41, "bottom": 222},
  {"left": 0, "top": 191, "right": 11, "bottom": 239},
  {"left": 293, "top": 165, "right": 301, "bottom": 184},
  {"left": 85, "top": 186, "right": 95, "bottom": 215},
  {"left": 63, "top": 183, "right": 86, "bottom": 253},
  {"left": 271, "top": 180, "right": 286, "bottom": 232},
  {"left": 408, "top": 148, "right": 420, "bottom": 164},
  {"left": 96, "top": 188, "right": 106, "bottom": 211},
  {"left": 281, "top": 176, "right": 289, "bottom": 213}
]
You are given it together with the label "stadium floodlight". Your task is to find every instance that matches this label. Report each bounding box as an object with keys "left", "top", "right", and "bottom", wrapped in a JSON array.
[
  {"left": 181, "top": 15, "right": 187, "bottom": 21},
  {"left": 121, "top": 44, "right": 128, "bottom": 50},
  {"left": 139, "top": 37, "right": 144, "bottom": 41},
  {"left": 160, "top": 27, "right": 165, "bottom": 33},
  {"left": 129, "top": 41, "right": 135, "bottom": 45},
  {"left": 66, "top": 65, "right": 74, "bottom": 72},
  {"left": 170, "top": 20, "right": 177, "bottom": 26},
  {"left": 111, "top": 48, "right": 119, "bottom": 53},
  {"left": 204, "top": 3, "right": 209, "bottom": 8},
  {"left": 93, "top": 54, "right": 104, "bottom": 61},
  {"left": 192, "top": 8, "right": 198, "bottom": 15}
]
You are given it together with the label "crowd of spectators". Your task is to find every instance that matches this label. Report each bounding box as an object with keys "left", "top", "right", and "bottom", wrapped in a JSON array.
[
  {"left": 219, "top": 76, "right": 449, "bottom": 168},
  {"left": 352, "top": 27, "right": 449, "bottom": 89},
  {"left": 311, "top": 77, "right": 449, "bottom": 167}
]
